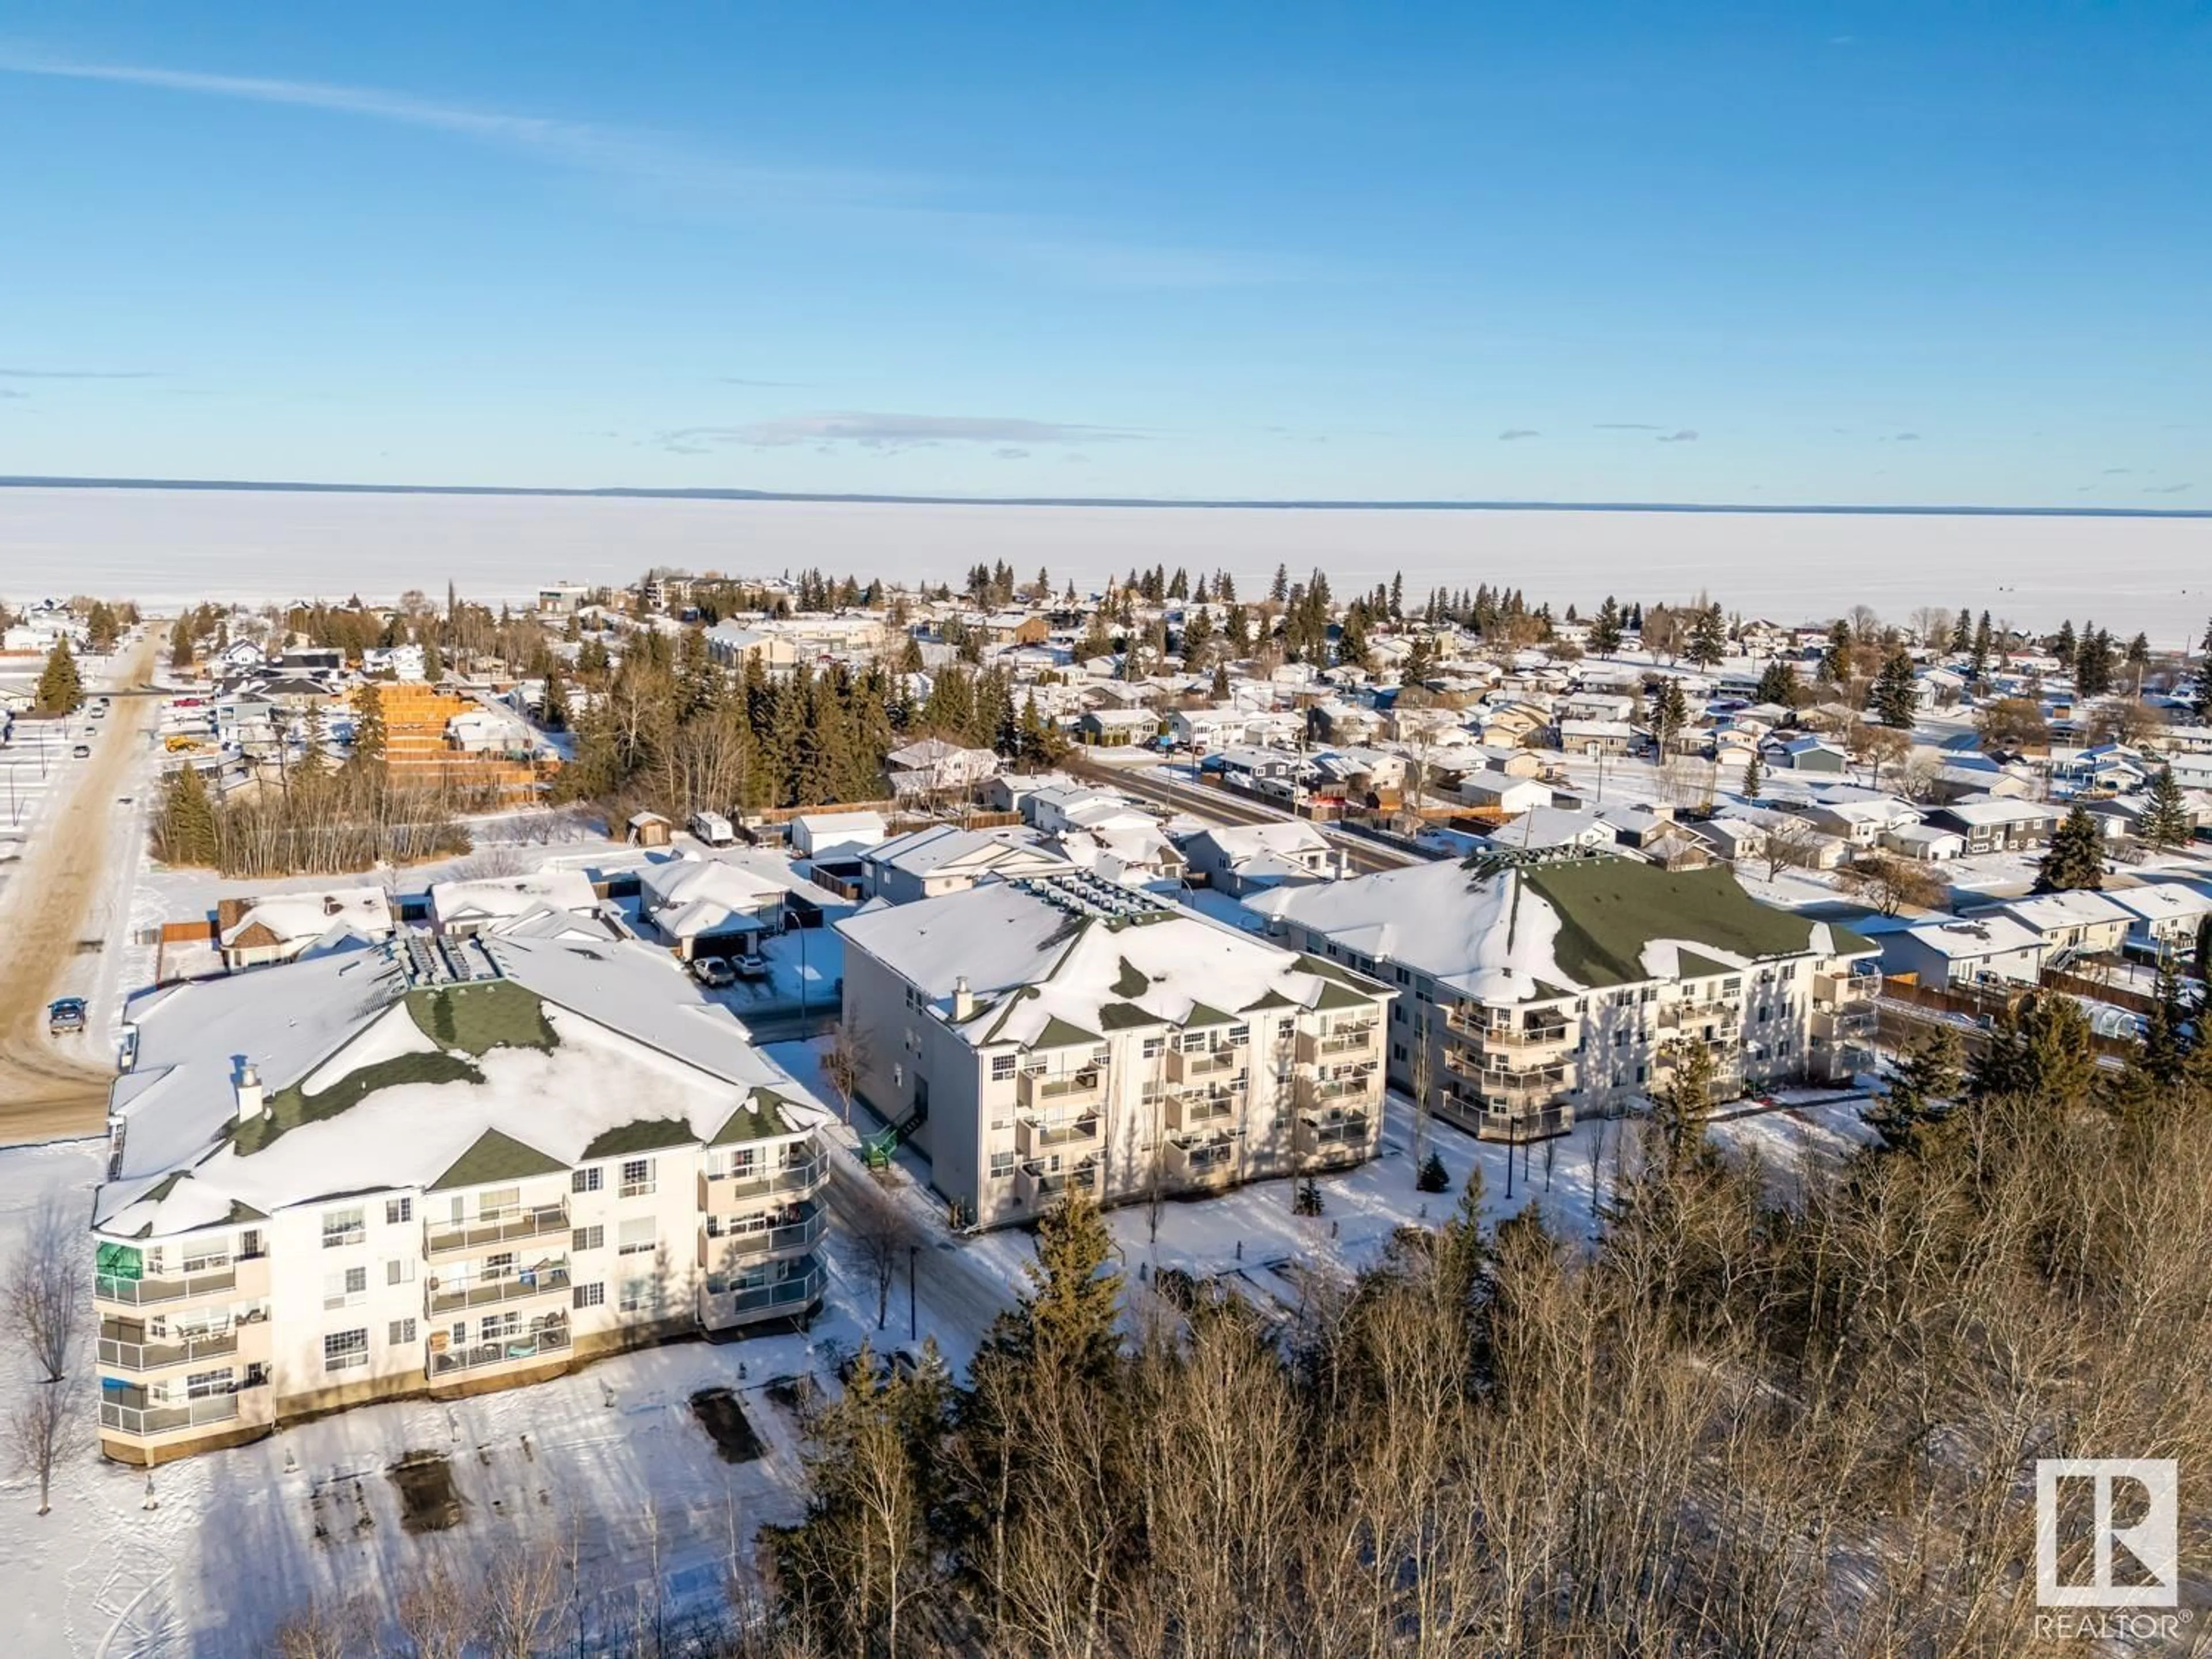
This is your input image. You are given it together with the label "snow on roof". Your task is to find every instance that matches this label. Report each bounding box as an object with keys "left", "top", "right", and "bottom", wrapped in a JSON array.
[
  {"left": 96, "top": 934, "right": 824, "bottom": 1234},
  {"left": 836, "top": 877, "right": 1385, "bottom": 1048},
  {"left": 1998, "top": 889, "right": 2134, "bottom": 931},
  {"left": 1185, "top": 820, "right": 1332, "bottom": 863},
  {"left": 430, "top": 869, "right": 598, "bottom": 927},
  {"left": 2104, "top": 883, "right": 2212, "bottom": 925},
  {"left": 219, "top": 887, "right": 393, "bottom": 949},
  {"left": 862, "top": 822, "right": 1067, "bottom": 881},
  {"left": 640, "top": 855, "right": 793, "bottom": 940},
  {"left": 1938, "top": 799, "right": 2063, "bottom": 826},
  {"left": 1902, "top": 915, "right": 2046, "bottom": 958}
]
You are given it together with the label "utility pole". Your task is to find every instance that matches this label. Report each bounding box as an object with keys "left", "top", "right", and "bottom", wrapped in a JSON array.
[{"left": 907, "top": 1244, "right": 918, "bottom": 1342}]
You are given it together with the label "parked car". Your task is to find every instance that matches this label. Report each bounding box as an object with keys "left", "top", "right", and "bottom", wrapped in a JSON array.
[
  {"left": 691, "top": 956, "right": 737, "bottom": 988},
  {"left": 72, "top": 744, "right": 92, "bottom": 759},
  {"left": 47, "top": 998, "right": 88, "bottom": 1036}
]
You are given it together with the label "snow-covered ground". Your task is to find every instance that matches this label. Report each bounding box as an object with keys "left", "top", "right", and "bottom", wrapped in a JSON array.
[{"left": 5, "top": 488, "right": 2206, "bottom": 636}]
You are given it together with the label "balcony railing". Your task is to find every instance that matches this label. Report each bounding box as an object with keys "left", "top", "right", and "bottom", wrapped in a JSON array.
[
  {"left": 97, "top": 1327, "right": 241, "bottom": 1372},
  {"left": 1018, "top": 1067, "right": 1104, "bottom": 1109},
  {"left": 702, "top": 1206, "right": 826, "bottom": 1263},
  {"left": 99, "top": 1380, "right": 264, "bottom": 1438},
  {"left": 699, "top": 1152, "right": 825, "bottom": 1210},
  {"left": 701, "top": 1262, "right": 824, "bottom": 1325},
  {"left": 1016, "top": 1112, "right": 1103, "bottom": 1157},
  {"left": 1168, "top": 1137, "right": 1236, "bottom": 1180},
  {"left": 427, "top": 1262, "right": 571, "bottom": 1317},
  {"left": 1296, "top": 1071, "right": 1378, "bottom": 1109},
  {"left": 94, "top": 1264, "right": 237, "bottom": 1306},
  {"left": 1297, "top": 1024, "right": 1378, "bottom": 1063},
  {"left": 426, "top": 1202, "right": 569, "bottom": 1259},
  {"left": 1164, "top": 1045, "right": 1237, "bottom": 1083},
  {"left": 1167, "top": 1088, "right": 1236, "bottom": 1131},
  {"left": 1017, "top": 1158, "right": 1099, "bottom": 1205},
  {"left": 1660, "top": 1000, "right": 1740, "bottom": 1028},
  {"left": 429, "top": 1322, "right": 571, "bottom": 1379},
  {"left": 1446, "top": 1005, "right": 1571, "bottom": 1048}
]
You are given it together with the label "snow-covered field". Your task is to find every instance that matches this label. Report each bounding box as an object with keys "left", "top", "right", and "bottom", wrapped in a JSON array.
[{"left": 3, "top": 487, "right": 2206, "bottom": 637}]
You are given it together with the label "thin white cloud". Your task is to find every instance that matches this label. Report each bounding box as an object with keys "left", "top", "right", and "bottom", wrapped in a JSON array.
[
  {"left": 1657, "top": 429, "right": 1699, "bottom": 443},
  {"left": 1498, "top": 428, "right": 1540, "bottom": 441},
  {"left": 658, "top": 412, "right": 1143, "bottom": 454},
  {"left": 0, "top": 50, "right": 1306, "bottom": 289},
  {"left": 0, "top": 365, "right": 159, "bottom": 378}
]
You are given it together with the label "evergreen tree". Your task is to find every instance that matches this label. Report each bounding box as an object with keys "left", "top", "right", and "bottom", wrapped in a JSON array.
[
  {"left": 1685, "top": 604, "right": 1727, "bottom": 668},
  {"left": 1971, "top": 993, "right": 2096, "bottom": 1103},
  {"left": 1589, "top": 596, "right": 1623, "bottom": 656},
  {"left": 1210, "top": 662, "right": 1230, "bottom": 699},
  {"left": 169, "top": 614, "right": 195, "bottom": 668},
  {"left": 1971, "top": 610, "right": 1993, "bottom": 679},
  {"left": 1754, "top": 657, "right": 1801, "bottom": 707},
  {"left": 2053, "top": 619, "right": 2077, "bottom": 662},
  {"left": 540, "top": 664, "right": 570, "bottom": 732},
  {"left": 986, "top": 1191, "right": 1122, "bottom": 1378},
  {"left": 2135, "top": 765, "right": 2189, "bottom": 851},
  {"left": 1415, "top": 1150, "right": 1450, "bottom": 1193},
  {"left": 1866, "top": 1025, "right": 1961, "bottom": 1152},
  {"left": 1269, "top": 563, "right": 1289, "bottom": 604},
  {"left": 1740, "top": 749, "right": 1764, "bottom": 802},
  {"left": 1649, "top": 677, "right": 1688, "bottom": 753},
  {"left": 1950, "top": 608, "right": 1972, "bottom": 653},
  {"left": 1872, "top": 645, "right": 1918, "bottom": 728},
  {"left": 85, "top": 601, "right": 120, "bottom": 652},
  {"left": 1823, "top": 619, "right": 1853, "bottom": 684},
  {"left": 1654, "top": 1038, "right": 1717, "bottom": 1163},
  {"left": 351, "top": 682, "right": 387, "bottom": 764},
  {"left": 419, "top": 635, "right": 444, "bottom": 683},
  {"left": 156, "top": 762, "right": 219, "bottom": 865},
  {"left": 2034, "top": 805, "right": 2106, "bottom": 892},
  {"left": 34, "top": 638, "right": 82, "bottom": 714}
]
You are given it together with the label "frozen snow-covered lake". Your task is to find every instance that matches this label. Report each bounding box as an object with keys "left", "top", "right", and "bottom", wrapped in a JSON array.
[{"left": 2, "top": 486, "right": 2206, "bottom": 640}]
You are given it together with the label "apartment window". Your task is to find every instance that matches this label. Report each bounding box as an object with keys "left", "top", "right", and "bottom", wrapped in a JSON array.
[
  {"left": 573, "top": 1282, "right": 605, "bottom": 1310},
  {"left": 385, "top": 1196, "right": 412, "bottom": 1225},
  {"left": 991, "top": 1053, "right": 1017, "bottom": 1081},
  {"left": 323, "top": 1330, "right": 369, "bottom": 1373},
  {"left": 572, "top": 1167, "right": 603, "bottom": 1194},
  {"left": 388, "top": 1317, "right": 417, "bottom": 1346},
  {"left": 619, "top": 1278, "right": 652, "bottom": 1315},
  {"left": 186, "top": 1368, "right": 233, "bottom": 1400},
  {"left": 323, "top": 1266, "right": 367, "bottom": 1310},
  {"left": 572, "top": 1225, "right": 604, "bottom": 1253},
  {"left": 1141, "top": 1036, "right": 1163, "bottom": 1059},
  {"left": 321, "top": 1206, "right": 365, "bottom": 1249},
  {"left": 485, "top": 1252, "right": 516, "bottom": 1282},
  {"left": 619, "top": 1159, "right": 656, "bottom": 1199},
  {"left": 617, "top": 1218, "right": 657, "bottom": 1257},
  {"left": 1228, "top": 1024, "right": 1250, "bottom": 1045},
  {"left": 180, "top": 1241, "right": 230, "bottom": 1274},
  {"left": 478, "top": 1186, "right": 520, "bottom": 1221},
  {"left": 1393, "top": 1043, "right": 1408, "bottom": 1063},
  {"left": 385, "top": 1257, "right": 415, "bottom": 1286},
  {"left": 239, "top": 1228, "right": 264, "bottom": 1260},
  {"left": 482, "top": 1310, "right": 520, "bottom": 1340}
]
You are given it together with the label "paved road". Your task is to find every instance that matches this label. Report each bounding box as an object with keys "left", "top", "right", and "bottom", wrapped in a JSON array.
[
  {"left": 0, "top": 635, "right": 160, "bottom": 1145},
  {"left": 1066, "top": 753, "right": 1427, "bottom": 875}
]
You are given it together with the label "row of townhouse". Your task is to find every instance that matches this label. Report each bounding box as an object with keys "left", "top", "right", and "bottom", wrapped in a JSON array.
[
  {"left": 1249, "top": 847, "right": 1881, "bottom": 1142},
  {"left": 835, "top": 874, "right": 1396, "bottom": 1229},
  {"left": 91, "top": 933, "right": 831, "bottom": 1464}
]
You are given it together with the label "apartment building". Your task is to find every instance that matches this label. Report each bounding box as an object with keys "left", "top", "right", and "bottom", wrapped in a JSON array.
[
  {"left": 1249, "top": 847, "right": 1878, "bottom": 1142},
  {"left": 835, "top": 874, "right": 1394, "bottom": 1229},
  {"left": 92, "top": 932, "right": 829, "bottom": 1465}
]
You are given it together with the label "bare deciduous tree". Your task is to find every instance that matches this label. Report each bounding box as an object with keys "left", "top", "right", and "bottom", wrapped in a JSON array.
[
  {"left": 1760, "top": 813, "right": 1825, "bottom": 881},
  {"left": 9, "top": 1377, "right": 84, "bottom": 1518},
  {"left": 821, "top": 1022, "right": 872, "bottom": 1127},
  {"left": 849, "top": 1177, "right": 920, "bottom": 1332},
  {"left": 6, "top": 1188, "right": 83, "bottom": 1385}
]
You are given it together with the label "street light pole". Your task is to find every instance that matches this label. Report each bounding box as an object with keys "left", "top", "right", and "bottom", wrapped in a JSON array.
[{"left": 907, "top": 1244, "right": 918, "bottom": 1342}]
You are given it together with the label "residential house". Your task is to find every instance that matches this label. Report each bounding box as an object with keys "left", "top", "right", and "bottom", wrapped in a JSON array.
[
  {"left": 789, "top": 810, "right": 889, "bottom": 862},
  {"left": 1997, "top": 891, "right": 2133, "bottom": 963},
  {"left": 859, "top": 824, "right": 1074, "bottom": 905},
  {"left": 215, "top": 889, "right": 395, "bottom": 971},
  {"left": 1881, "top": 915, "right": 2047, "bottom": 991},
  {"left": 1929, "top": 800, "right": 2064, "bottom": 854},
  {"left": 2106, "top": 884, "right": 2212, "bottom": 959}
]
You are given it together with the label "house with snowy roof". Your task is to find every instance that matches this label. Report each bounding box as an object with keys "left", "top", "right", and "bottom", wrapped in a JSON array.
[
  {"left": 89, "top": 934, "right": 832, "bottom": 1464},
  {"left": 859, "top": 823, "right": 1075, "bottom": 905},
  {"left": 835, "top": 874, "right": 1393, "bottom": 1229},
  {"left": 215, "top": 887, "right": 396, "bottom": 971},
  {"left": 1249, "top": 849, "right": 1878, "bottom": 1141}
]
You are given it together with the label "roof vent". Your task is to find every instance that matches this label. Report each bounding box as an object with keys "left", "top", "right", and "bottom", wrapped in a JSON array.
[{"left": 235, "top": 1063, "right": 265, "bottom": 1124}]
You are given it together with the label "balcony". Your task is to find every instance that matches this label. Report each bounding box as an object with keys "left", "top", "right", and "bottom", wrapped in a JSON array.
[
  {"left": 99, "top": 1376, "right": 269, "bottom": 1440},
  {"left": 1445, "top": 1005, "right": 1571, "bottom": 1050},
  {"left": 429, "top": 1318, "right": 571, "bottom": 1380},
  {"left": 1018, "top": 1066, "right": 1104, "bottom": 1110},
  {"left": 425, "top": 1202, "right": 569, "bottom": 1259},
  {"left": 98, "top": 1317, "right": 257, "bottom": 1373},
  {"left": 427, "top": 1260, "right": 570, "bottom": 1318},
  {"left": 1813, "top": 967, "right": 1879, "bottom": 1005},
  {"left": 1296, "top": 1023, "right": 1378, "bottom": 1064},
  {"left": 1164, "top": 1044, "right": 1237, "bottom": 1084},
  {"left": 700, "top": 1203, "right": 826, "bottom": 1267},
  {"left": 1016, "top": 1111, "right": 1103, "bottom": 1158},
  {"left": 1660, "top": 999, "right": 1740, "bottom": 1029},
  {"left": 1295, "top": 1070, "right": 1378, "bottom": 1111},
  {"left": 698, "top": 1150, "right": 825, "bottom": 1212},
  {"left": 1296, "top": 1108, "right": 1372, "bottom": 1166},
  {"left": 1166, "top": 1086, "right": 1237, "bottom": 1132},
  {"left": 1166, "top": 1135, "right": 1237, "bottom": 1187},
  {"left": 94, "top": 1255, "right": 266, "bottom": 1308},
  {"left": 1016, "top": 1157, "right": 1099, "bottom": 1207},
  {"left": 700, "top": 1260, "right": 824, "bottom": 1328}
]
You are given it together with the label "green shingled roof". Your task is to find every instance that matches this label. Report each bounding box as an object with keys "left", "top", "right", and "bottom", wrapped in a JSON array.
[
  {"left": 579, "top": 1117, "right": 699, "bottom": 1160},
  {"left": 1034, "top": 1013, "right": 1104, "bottom": 1048},
  {"left": 429, "top": 1128, "right": 567, "bottom": 1191},
  {"left": 1521, "top": 861, "right": 1871, "bottom": 989},
  {"left": 1183, "top": 1002, "right": 1236, "bottom": 1028},
  {"left": 709, "top": 1089, "right": 801, "bottom": 1146}
]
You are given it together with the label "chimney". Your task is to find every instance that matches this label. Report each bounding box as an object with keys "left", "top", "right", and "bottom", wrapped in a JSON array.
[
  {"left": 951, "top": 976, "right": 975, "bottom": 1021},
  {"left": 234, "top": 1064, "right": 264, "bottom": 1123}
]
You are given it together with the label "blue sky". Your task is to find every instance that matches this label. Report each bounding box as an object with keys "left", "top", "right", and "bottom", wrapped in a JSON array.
[{"left": 2, "top": 4, "right": 2205, "bottom": 503}]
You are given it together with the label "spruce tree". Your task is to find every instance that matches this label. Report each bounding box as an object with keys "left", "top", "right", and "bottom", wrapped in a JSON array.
[
  {"left": 2139, "top": 766, "right": 2191, "bottom": 851},
  {"left": 1685, "top": 604, "right": 1727, "bottom": 668},
  {"left": 1866, "top": 1024, "right": 1962, "bottom": 1153},
  {"left": 158, "top": 762, "right": 219, "bottom": 866},
  {"left": 990, "top": 1191, "right": 1122, "bottom": 1378},
  {"left": 169, "top": 615, "right": 195, "bottom": 668},
  {"left": 1650, "top": 677, "right": 1688, "bottom": 753},
  {"left": 35, "top": 638, "right": 82, "bottom": 714},
  {"left": 85, "top": 601, "right": 120, "bottom": 652},
  {"left": 351, "top": 682, "right": 387, "bottom": 764},
  {"left": 2033, "top": 805, "right": 2106, "bottom": 893},
  {"left": 1740, "top": 749, "right": 1764, "bottom": 802},
  {"left": 1823, "top": 620, "right": 1853, "bottom": 685},
  {"left": 1589, "top": 596, "right": 1623, "bottom": 656},
  {"left": 1872, "top": 645, "right": 1918, "bottom": 728}
]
